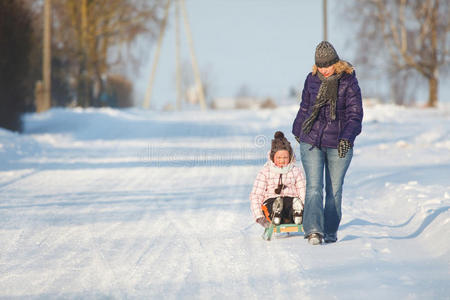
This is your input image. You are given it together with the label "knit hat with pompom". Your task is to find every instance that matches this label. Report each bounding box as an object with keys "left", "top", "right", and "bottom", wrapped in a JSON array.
[{"left": 270, "top": 131, "right": 293, "bottom": 161}]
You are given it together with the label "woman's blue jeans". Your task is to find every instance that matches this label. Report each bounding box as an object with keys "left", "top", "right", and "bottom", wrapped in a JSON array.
[{"left": 300, "top": 142, "right": 352, "bottom": 240}]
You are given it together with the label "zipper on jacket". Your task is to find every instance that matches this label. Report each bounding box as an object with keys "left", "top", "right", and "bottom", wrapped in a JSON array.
[{"left": 338, "top": 119, "right": 341, "bottom": 138}]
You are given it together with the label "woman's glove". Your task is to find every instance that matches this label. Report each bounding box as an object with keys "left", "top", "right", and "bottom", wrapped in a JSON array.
[
  {"left": 256, "top": 217, "right": 270, "bottom": 228},
  {"left": 338, "top": 139, "right": 351, "bottom": 158}
]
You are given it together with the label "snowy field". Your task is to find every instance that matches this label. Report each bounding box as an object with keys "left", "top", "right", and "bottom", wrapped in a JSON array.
[{"left": 0, "top": 103, "right": 449, "bottom": 299}]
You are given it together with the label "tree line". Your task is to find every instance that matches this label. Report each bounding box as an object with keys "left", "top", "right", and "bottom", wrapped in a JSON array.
[
  {"left": 1, "top": 0, "right": 449, "bottom": 132},
  {"left": 343, "top": 0, "right": 449, "bottom": 106},
  {"left": 1, "top": 0, "right": 163, "bottom": 131}
]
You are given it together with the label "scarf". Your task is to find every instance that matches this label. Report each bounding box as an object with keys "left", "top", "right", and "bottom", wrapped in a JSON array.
[{"left": 302, "top": 71, "right": 343, "bottom": 134}]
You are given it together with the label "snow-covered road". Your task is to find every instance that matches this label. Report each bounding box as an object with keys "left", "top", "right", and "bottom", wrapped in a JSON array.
[{"left": 0, "top": 104, "right": 449, "bottom": 298}]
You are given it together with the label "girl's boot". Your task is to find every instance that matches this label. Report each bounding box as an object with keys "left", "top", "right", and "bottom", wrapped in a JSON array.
[
  {"left": 272, "top": 197, "right": 283, "bottom": 225},
  {"left": 292, "top": 197, "right": 303, "bottom": 225}
]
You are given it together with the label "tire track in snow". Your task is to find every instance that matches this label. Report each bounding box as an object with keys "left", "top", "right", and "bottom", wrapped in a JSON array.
[
  {"left": 0, "top": 169, "right": 40, "bottom": 190},
  {"left": 84, "top": 221, "right": 126, "bottom": 298}
]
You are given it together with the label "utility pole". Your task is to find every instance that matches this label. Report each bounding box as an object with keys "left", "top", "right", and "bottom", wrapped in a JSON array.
[
  {"left": 80, "top": 0, "right": 89, "bottom": 107},
  {"left": 143, "top": 0, "right": 171, "bottom": 109},
  {"left": 180, "top": 0, "right": 206, "bottom": 111},
  {"left": 323, "top": 0, "right": 328, "bottom": 41},
  {"left": 175, "top": 0, "right": 182, "bottom": 110},
  {"left": 143, "top": 0, "right": 207, "bottom": 111},
  {"left": 41, "top": 0, "right": 52, "bottom": 112}
]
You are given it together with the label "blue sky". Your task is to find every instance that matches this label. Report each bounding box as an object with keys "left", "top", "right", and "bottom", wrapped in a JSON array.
[{"left": 132, "top": 1, "right": 448, "bottom": 109}]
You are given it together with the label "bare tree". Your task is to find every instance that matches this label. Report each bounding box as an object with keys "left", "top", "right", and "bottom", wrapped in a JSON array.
[
  {"left": 50, "top": 0, "right": 164, "bottom": 107},
  {"left": 344, "top": 0, "right": 449, "bottom": 107}
]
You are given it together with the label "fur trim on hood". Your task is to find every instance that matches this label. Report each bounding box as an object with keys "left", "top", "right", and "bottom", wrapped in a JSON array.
[{"left": 312, "top": 60, "right": 354, "bottom": 75}]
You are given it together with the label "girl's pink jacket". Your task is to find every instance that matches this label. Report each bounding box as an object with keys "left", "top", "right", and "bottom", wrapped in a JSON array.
[{"left": 250, "top": 154, "right": 306, "bottom": 221}]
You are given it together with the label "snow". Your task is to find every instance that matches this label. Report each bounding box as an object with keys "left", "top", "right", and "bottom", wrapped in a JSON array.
[{"left": 0, "top": 103, "right": 449, "bottom": 298}]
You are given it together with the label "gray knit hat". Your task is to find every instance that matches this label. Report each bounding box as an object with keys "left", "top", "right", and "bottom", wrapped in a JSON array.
[
  {"left": 315, "top": 41, "right": 340, "bottom": 68},
  {"left": 270, "top": 131, "right": 293, "bottom": 161}
]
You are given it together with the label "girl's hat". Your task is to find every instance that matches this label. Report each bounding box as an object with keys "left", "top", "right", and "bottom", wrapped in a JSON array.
[
  {"left": 270, "top": 131, "right": 293, "bottom": 161},
  {"left": 315, "top": 41, "right": 340, "bottom": 68}
]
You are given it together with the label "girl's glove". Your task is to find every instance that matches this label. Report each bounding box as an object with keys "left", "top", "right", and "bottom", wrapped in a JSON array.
[
  {"left": 256, "top": 217, "right": 270, "bottom": 228},
  {"left": 338, "top": 139, "right": 351, "bottom": 158}
]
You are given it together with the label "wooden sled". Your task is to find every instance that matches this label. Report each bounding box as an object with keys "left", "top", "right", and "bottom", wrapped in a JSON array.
[{"left": 262, "top": 223, "right": 303, "bottom": 241}]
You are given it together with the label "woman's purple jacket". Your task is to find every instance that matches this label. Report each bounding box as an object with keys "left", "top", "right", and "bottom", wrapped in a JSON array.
[{"left": 292, "top": 71, "right": 363, "bottom": 149}]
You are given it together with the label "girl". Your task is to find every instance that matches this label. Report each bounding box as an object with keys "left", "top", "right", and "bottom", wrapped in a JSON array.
[{"left": 250, "top": 131, "right": 306, "bottom": 228}]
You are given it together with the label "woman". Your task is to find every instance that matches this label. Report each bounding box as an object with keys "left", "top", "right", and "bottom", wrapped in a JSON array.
[{"left": 292, "top": 41, "right": 363, "bottom": 245}]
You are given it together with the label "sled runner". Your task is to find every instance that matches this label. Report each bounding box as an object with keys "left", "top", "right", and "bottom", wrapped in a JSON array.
[{"left": 262, "top": 223, "right": 303, "bottom": 241}]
